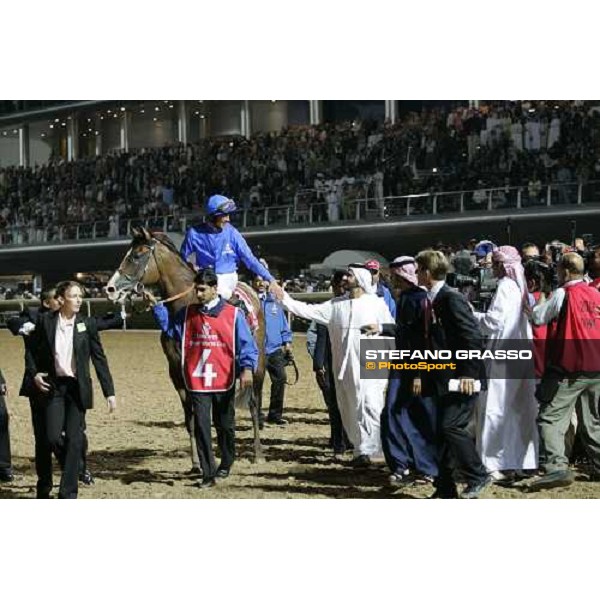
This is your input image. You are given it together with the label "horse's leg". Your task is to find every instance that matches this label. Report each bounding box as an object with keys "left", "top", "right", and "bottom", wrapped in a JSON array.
[{"left": 177, "top": 387, "right": 201, "bottom": 474}]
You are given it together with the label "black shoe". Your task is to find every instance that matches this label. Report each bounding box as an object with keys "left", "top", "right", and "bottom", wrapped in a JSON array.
[
  {"left": 349, "top": 454, "right": 371, "bottom": 468},
  {"left": 0, "top": 468, "right": 14, "bottom": 483},
  {"left": 430, "top": 487, "right": 459, "bottom": 499},
  {"left": 79, "top": 469, "right": 95, "bottom": 486},
  {"left": 525, "top": 470, "right": 574, "bottom": 492},
  {"left": 197, "top": 478, "right": 216, "bottom": 489},
  {"left": 461, "top": 475, "right": 492, "bottom": 499},
  {"left": 215, "top": 467, "right": 230, "bottom": 479},
  {"left": 266, "top": 417, "right": 289, "bottom": 426}
]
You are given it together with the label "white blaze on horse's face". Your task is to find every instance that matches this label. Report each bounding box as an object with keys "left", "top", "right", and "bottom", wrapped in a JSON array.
[
  {"left": 106, "top": 268, "right": 123, "bottom": 302},
  {"left": 106, "top": 246, "right": 136, "bottom": 303}
]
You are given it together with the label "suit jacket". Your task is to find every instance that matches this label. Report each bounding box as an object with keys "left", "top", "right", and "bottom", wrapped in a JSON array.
[
  {"left": 381, "top": 286, "right": 428, "bottom": 383},
  {"left": 313, "top": 323, "right": 336, "bottom": 391},
  {"left": 26, "top": 311, "right": 115, "bottom": 409},
  {"left": 425, "top": 284, "right": 484, "bottom": 397},
  {"left": 8, "top": 308, "right": 122, "bottom": 398}
]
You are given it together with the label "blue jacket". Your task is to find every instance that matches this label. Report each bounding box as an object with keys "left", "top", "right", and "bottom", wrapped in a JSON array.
[
  {"left": 377, "top": 281, "right": 397, "bottom": 318},
  {"left": 180, "top": 222, "right": 273, "bottom": 281},
  {"left": 152, "top": 299, "right": 259, "bottom": 373},
  {"left": 261, "top": 292, "right": 293, "bottom": 355}
]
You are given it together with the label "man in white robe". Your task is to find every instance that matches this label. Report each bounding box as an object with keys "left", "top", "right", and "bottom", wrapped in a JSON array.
[
  {"left": 281, "top": 267, "right": 394, "bottom": 465},
  {"left": 473, "top": 246, "right": 538, "bottom": 479}
]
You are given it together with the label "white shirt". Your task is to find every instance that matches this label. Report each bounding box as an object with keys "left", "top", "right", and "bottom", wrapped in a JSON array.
[
  {"left": 203, "top": 297, "right": 221, "bottom": 311},
  {"left": 428, "top": 280, "right": 446, "bottom": 303},
  {"left": 531, "top": 279, "right": 582, "bottom": 326},
  {"left": 55, "top": 313, "right": 77, "bottom": 377}
]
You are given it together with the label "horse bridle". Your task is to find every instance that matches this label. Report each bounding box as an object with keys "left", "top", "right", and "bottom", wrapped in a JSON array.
[
  {"left": 118, "top": 236, "right": 194, "bottom": 307},
  {"left": 120, "top": 238, "right": 158, "bottom": 296}
]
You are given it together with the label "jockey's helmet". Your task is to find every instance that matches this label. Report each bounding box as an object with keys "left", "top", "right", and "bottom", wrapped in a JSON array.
[{"left": 205, "top": 194, "right": 237, "bottom": 218}]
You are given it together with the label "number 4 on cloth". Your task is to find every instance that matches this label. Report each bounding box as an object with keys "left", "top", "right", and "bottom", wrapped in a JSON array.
[{"left": 192, "top": 349, "right": 218, "bottom": 387}]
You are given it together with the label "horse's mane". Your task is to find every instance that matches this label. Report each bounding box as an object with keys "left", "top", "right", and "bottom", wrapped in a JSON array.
[
  {"left": 131, "top": 230, "right": 196, "bottom": 282},
  {"left": 151, "top": 232, "right": 181, "bottom": 256}
]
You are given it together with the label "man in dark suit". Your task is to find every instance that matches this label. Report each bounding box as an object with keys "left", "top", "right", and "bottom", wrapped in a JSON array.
[
  {"left": 415, "top": 249, "right": 491, "bottom": 499},
  {"left": 27, "top": 281, "right": 116, "bottom": 499},
  {"left": 0, "top": 367, "right": 13, "bottom": 483}
]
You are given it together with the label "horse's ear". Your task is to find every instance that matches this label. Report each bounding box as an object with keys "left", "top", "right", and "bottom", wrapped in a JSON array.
[
  {"left": 130, "top": 226, "right": 140, "bottom": 239},
  {"left": 141, "top": 226, "right": 152, "bottom": 241}
]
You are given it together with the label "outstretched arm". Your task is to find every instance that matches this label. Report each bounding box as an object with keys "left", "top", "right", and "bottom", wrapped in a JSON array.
[{"left": 280, "top": 293, "right": 333, "bottom": 326}]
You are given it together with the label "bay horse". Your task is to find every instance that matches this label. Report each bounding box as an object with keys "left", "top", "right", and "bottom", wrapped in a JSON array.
[{"left": 105, "top": 226, "right": 265, "bottom": 472}]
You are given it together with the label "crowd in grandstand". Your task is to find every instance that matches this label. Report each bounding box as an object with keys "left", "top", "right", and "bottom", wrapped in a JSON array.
[{"left": 2, "top": 100, "right": 600, "bottom": 240}]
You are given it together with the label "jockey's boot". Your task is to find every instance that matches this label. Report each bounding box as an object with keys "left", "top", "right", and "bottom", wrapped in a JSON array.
[{"left": 228, "top": 295, "right": 249, "bottom": 317}]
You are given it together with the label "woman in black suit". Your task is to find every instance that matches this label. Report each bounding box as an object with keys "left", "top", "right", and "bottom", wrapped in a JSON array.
[
  {"left": 27, "top": 281, "right": 116, "bottom": 499},
  {"left": 7, "top": 287, "right": 122, "bottom": 493}
]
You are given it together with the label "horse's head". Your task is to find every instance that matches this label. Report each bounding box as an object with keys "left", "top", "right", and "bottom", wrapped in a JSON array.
[{"left": 106, "top": 227, "right": 165, "bottom": 303}]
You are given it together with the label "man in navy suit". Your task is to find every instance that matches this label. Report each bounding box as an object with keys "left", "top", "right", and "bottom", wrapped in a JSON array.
[{"left": 415, "top": 249, "right": 491, "bottom": 499}]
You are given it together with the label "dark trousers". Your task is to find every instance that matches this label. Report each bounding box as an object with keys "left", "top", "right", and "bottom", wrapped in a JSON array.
[
  {"left": 381, "top": 377, "right": 438, "bottom": 478},
  {"left": 45, "top": 378, "right": 85, "bottom": 499},
  {"left": 436, "top": 392, "right": 487, "bottom": 496},
  {"left": 264, "top": 349, "right": 287, "bottom": 421},
  {"left": 29, "top": 396, "right": 54, "bottom": 498},
  {"left": 0, "top": 393, "right": 11, "bottom": 472},
  {"left": 317, "top": 370, "right": 349, "bottom": 453},
  {"left": 29, "top": 396, "right": 89, "bottom": 498},
  {"left": 191, "top": 388, "right": 236, "bottom": 481}
]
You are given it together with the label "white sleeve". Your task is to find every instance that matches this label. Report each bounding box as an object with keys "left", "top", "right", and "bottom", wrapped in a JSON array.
[
  {"left": 532, "top": 287, "right": 565, "bottom": 326},
  {"left": 376, "top": 298, "right": 395, "bottom": 326},
  {"left": 473, "top": 279, "right": 512, "bottom": 334},
  {"left": 281, "top": 293, "right": 333, "bottom": 326}
]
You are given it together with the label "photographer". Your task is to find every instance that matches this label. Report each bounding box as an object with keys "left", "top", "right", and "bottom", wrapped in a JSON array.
[
  {"left": 586, "top": 245, "right": 600, "bottom": 291},
  {"left": 521, "top": 242, "right": 541, "bottom": 262},
  {"left": 526, "top": 253, "right": 600, "bottom": 490},
  {"left": 524, "top": 260, "right": 555, "bottom": 383},
  {"left": 472, "top": 246, "right": 538, "bottom": 481}
]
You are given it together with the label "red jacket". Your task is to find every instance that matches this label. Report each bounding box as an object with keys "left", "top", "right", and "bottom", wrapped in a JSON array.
[{"left": 549, "top": 282, "right": 600, "bottom": 373}]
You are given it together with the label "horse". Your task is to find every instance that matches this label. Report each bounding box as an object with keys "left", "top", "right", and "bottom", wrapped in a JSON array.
[{"left": 105, "top": 226, "right": 265, "bottom": 472}]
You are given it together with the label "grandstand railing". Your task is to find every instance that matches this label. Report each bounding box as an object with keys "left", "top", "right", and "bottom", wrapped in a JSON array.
[{"left": 1, "top": 180, "right": 599, "bottom": 247}]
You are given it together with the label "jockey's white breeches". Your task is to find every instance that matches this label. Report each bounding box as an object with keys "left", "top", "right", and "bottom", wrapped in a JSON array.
[{"left": 217, "top": 272, "right": 238, "bottom": 300}]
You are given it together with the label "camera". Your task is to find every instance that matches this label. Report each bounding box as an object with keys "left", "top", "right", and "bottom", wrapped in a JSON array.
[{"left": 446, "top": 266, "right": 497, "bottom": 311}]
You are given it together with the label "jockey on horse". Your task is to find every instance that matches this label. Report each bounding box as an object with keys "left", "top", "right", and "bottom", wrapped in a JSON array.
[{"left": 180, "top": 194, "right": 284, "bottom": 309}]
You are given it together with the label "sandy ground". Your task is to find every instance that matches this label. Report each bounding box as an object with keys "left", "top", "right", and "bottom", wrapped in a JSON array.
[{"left": 1, "top": 329, "right": 599, "bottom": 500}]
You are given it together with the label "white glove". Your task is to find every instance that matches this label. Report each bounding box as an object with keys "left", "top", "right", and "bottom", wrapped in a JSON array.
[
  {"left": 106, "top": 396, "right": 117, "bottom": 413},
  {"left": 19, "top": 322, "right": 36, "bottom": 336}
]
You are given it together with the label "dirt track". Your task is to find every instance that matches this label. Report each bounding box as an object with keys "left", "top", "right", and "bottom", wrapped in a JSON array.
[{"left": 1, "top": 329, "right": 599, "bottom": 499}]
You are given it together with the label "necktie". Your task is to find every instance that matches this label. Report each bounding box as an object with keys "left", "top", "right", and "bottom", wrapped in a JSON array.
[{"left": 422, "top": 296, "right": 433, "bottom": 340}]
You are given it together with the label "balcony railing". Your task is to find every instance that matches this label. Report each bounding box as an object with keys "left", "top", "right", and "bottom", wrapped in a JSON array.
[{"left": 1, "top": 180, "right": 599, "bottom": 248}]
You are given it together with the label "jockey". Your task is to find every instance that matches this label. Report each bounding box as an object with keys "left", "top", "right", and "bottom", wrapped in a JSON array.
[{"left": 180, "top": 194, "right": 284, "bottom": 301}]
